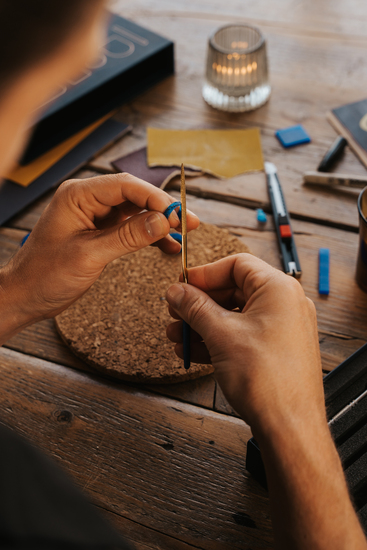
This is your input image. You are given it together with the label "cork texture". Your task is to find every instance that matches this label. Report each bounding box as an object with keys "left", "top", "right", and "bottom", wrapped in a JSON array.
[{"left": 55, "top": 223, "right": 250, "bottom": 384}]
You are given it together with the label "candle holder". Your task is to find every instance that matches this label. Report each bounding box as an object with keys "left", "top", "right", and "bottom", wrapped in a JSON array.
[{"left": 203, "top": 24, "right": 271, "bottom": 112}]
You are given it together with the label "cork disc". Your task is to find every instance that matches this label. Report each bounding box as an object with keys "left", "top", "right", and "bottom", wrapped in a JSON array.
[{"left": 55, "top": 223, "right": 250, "bottom": 384}]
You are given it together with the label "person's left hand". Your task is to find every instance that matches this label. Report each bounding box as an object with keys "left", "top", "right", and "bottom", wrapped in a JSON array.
[{"left": 0, "top": 173, "right": 199, "bottom": 333}]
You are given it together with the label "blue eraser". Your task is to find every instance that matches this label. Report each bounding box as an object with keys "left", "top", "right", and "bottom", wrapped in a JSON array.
[
  {"left": 275, "top": 125, "right": 311, "bottom": 148},
  {"left": 256, "top": 208, "right": 267, "bottom": 224},
  {"left": 319, "top": 248, "right": 330, "bottom": 295}
]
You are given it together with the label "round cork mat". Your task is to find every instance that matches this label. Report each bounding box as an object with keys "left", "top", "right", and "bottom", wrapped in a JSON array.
[{"left": 55, "top": 223, "right": 250, "bottom": 384}]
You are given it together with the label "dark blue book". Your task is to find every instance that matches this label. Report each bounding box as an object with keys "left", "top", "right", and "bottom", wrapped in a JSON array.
[
  {"left": 327, "top": 98, "right": 367, "bottom": 169},
  {"left": 21, "top": 13, "right": 174, "bottom": 164}
]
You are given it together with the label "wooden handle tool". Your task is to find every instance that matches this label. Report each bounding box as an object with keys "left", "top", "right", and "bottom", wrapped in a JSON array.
[{"left": 303, "top": 171, "right": 367, "bottom": 188}]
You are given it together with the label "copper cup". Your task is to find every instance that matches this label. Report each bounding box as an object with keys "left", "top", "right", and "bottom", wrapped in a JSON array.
[{"left": 356, "top": 187, "right": 367, "bottom": 292}]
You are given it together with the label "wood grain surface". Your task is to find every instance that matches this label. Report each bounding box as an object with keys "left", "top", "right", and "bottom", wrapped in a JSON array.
[{"left": 0, "top": 347, "right": 272, "bottom": 550}]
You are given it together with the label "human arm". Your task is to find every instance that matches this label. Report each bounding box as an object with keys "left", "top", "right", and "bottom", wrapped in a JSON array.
[
  {"left": 0, "top": 173, "right": 199, "bottom": 345},
  {"left": 166, "top": 254, "right": 367, "bottom": 550}
]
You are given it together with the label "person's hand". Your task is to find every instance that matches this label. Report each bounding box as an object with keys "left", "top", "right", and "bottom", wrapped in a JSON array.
[
  {"left": 0, "top": 173, "right": 199, "bottom": 335},
  {"left": 166, "top": 254, "right": 324, "bottom": 437}
]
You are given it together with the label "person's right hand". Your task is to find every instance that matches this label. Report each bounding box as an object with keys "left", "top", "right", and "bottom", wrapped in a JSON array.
[{"left": 166, "top": 254, "right": 325, "bottom": 438}]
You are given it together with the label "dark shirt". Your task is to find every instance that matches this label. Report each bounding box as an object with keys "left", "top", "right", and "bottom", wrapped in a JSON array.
[{"left": 0, "top": 422, "right": 133, "bottom": 550}]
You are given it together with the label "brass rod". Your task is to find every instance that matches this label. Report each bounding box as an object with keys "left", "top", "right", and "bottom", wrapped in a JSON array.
[{"left": 180, "top": 164, "right": 188, "bottom": 284}]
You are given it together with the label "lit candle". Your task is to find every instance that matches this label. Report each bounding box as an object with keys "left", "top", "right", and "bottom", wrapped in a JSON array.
[{"left": 203, "top": 24, "right": 271, "bottom": 112}]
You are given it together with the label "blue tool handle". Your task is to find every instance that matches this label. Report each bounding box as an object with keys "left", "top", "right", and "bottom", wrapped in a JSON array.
[{"left": 183, "top": 320, "right": 191, "bottom": 370}]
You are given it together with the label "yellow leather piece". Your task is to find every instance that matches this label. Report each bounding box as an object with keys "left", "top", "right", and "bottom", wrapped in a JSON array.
[
  {"left": 5, "top": 113, "right": 112, "bottom": 187},
  {"left": 147, "top": 127, "right": 264, "bottom": 178}
]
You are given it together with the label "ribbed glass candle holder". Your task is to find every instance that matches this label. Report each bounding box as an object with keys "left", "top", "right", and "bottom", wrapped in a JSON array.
[{"left": 203, "top": 24, "right": 271, "bottom": 112}]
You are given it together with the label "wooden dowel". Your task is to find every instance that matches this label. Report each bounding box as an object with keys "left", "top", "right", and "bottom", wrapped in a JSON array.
[{"left": 303, "top": 171, "right": 367, "bottom": 188}]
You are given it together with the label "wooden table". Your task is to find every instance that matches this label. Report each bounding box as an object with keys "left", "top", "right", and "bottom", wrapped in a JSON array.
[{"left": 1, "top": 1, "right": 367, "bottom": 548}]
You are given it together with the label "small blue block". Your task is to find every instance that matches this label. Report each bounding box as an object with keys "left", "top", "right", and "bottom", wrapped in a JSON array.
[
  {"left": 319, "top": 248, "right": 330, "bottom": 295},
  {"left": 275, "top": 125, "right": 311, "bottom": 148},
  {"left": 256, "top": 209, "right": 267, "bottom": 223}
]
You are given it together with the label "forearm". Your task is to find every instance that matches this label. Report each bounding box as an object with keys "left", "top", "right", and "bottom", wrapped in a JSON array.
[
  {"left": 0, "top": 264, "right": 38, "bottom": 345},
  {"left": 255, "top": 415, "right": 367, "bottom": 550},
  {"left": 165, "top": 254, "right": 365, "bottom": 547}
]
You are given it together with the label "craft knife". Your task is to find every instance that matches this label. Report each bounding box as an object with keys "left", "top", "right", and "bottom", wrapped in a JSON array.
[
  {"left": 265, "top": 161, "right": 302, "bottom": 278},
  {"left": 180, "top": 164, "right": 191, "bottom": 370}
]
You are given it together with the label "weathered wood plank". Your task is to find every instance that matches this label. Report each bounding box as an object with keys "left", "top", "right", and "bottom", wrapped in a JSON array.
[
  {"left": 4, "top": 318, "right": 91, "bottom": 371},
  {"left": 0, "top": 348, "right": 272, "bottom": 550},
  {"left": 146, "top": 375, "right": 215, "bottom": 410},
  {"left": 5, "top": 317, "right": 216, "bottom": 410},
  {"left": 99, "top": 505, "right": 207, "bottom": 549},
  {"left": 110, "top": 0, "right": 367, "bottom": 38}
]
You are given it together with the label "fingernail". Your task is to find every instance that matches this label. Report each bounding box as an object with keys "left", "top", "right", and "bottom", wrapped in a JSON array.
[
  {"left": 145, "top": 213, "right": 165, "bottom": 238},
  {"left": 166, "top": 284, "right": 185, "bottom": 308}
]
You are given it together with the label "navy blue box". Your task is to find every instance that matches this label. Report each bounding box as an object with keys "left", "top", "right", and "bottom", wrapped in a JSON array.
[{"left": 22, "top": 13, "right": 174, "bottom": 164}]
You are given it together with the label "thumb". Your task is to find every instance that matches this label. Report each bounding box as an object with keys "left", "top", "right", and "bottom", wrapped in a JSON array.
[
  {"left": 166, "top": 283, "right": 224, "bottom": 343},
  {"left": 93, "top": 211, "right": 170, "bottom": 263}
]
